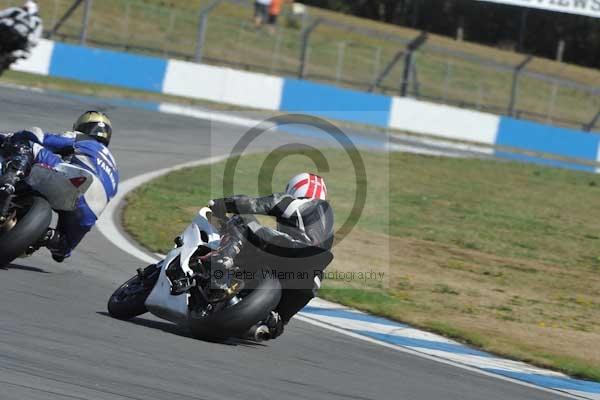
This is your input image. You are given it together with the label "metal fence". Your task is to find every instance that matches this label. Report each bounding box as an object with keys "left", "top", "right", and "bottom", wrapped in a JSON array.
[{"left": 3, "top": 0, "right": 599, "bottom": 132}]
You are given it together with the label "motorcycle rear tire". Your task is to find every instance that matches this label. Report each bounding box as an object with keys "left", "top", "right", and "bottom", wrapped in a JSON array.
[
  {"left": 189, "top": 274, "right": 282, "bottom": 341},
  {"left": 0, "top": 196, "right": 52, "bottom": 268}
]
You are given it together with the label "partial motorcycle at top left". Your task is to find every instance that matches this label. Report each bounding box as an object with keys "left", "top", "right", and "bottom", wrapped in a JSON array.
[
  {"left": 0, "top": 137, "right": 94, "bottom": 267},
  {"left": 0, "top": 23, "right": 26, "bottom": 76},
  {"left": 0, "top": 1, "right": 42, "bottom": 77}
]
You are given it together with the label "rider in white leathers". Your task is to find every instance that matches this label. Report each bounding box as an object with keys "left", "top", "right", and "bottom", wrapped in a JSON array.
[{"left": 0, "top": 1, "right": 42, "bottom": 60}]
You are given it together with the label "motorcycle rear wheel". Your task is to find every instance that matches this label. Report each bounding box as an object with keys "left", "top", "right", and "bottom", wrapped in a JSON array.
[
  {"left": 189, "top": 274, "right": 282, "bottom": 341},
  {"left": 0, "top": 196, "right": 52, "bottom": 268}
]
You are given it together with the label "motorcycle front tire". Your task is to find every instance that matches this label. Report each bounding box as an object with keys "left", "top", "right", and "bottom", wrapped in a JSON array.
[
  {"left": 0, "top": 55, "right": 13, "bottom": 77},
  {"left": 0, "top": 196, "right": 52, "bottom": 268},
  {"left": 107, "top": 264, "right": 161, "bottom": 320}
]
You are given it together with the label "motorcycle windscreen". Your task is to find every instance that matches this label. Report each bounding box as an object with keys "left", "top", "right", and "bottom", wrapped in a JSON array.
[
  {"left": 179, "top": 221, "right": 202, "bottom": 275},
  {"left": 179, "top": 208, "right": 221, "bottom": 272},
  {"left": 192, "top": 207, "right": 221, "bottom": 250}
]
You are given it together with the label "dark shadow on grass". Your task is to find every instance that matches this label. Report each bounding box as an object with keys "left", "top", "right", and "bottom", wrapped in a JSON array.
[
  {"left": 96, "top": 312, "right": 265, "bottom": 347},
  {"left": 0, "top": 263, "right": 49, "bottom": 274}
]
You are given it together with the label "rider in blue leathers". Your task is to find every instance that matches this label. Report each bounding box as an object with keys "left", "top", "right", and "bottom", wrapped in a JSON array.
[{"left": 0, "top": 111, "right": 119, "bottom": 262}]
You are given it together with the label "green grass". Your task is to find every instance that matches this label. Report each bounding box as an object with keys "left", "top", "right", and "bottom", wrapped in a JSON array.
[
  {"left": 2, "top": 0, "right": 598, "bottom": 128},
  {"left": 1, "top": 69, "right": 256, "bottom": 112},
  {"left": 123, "top": 149, "right": 600, "bottom": 381}
]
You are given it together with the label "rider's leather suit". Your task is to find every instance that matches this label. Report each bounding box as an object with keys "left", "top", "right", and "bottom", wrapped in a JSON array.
[
  {"left": 206, "top": 193, "right": 334, "bottom": 322},
  {"left": 0, "top": 129, "right": 119, "bottom": 259}
]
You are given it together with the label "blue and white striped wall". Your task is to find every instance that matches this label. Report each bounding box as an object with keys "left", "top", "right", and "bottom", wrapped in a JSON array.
[{"left": 11, "top": 39, "right": 600, "bottom": 172}]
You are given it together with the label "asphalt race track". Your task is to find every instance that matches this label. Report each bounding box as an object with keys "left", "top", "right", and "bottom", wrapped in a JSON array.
[{"left": 0, "top": 86, "right": 566, "bottom": 400}]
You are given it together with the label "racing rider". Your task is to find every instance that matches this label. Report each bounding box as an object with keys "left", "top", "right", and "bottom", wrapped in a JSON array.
[
  {"left": 190, "top": 173, "right": 334, "bottom": 340},
  {"left": 0, "top": 111, "right": 119, "bottom": 262}
]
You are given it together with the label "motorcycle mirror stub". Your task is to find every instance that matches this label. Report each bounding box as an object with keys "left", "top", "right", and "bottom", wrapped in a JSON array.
[{"left": 174, "top": 236, "right": 184, "bottom": 247}]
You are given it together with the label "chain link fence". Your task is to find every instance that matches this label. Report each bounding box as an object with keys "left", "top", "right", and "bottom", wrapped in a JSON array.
[{"left": 2, "top": 0, "right": 599, "bottom": 132}]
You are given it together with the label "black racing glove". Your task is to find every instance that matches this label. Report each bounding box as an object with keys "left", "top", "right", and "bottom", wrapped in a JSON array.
[
  {"left": 209, "top": 198, "right": 227, "bottom": 219},
  {"left": 2, "top": 138, "right": 33, "bottom": 176}
]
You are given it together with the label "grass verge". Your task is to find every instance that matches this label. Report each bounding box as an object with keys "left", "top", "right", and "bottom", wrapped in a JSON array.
[
  {"left": 1, "top": 70, "right": 252, "bottom": 113},
  {"left": 123, "top": 149, "right": 600, "bottom": 382},
  {"left": 0, "top": 69, "right": 399, "bottom": 138}
]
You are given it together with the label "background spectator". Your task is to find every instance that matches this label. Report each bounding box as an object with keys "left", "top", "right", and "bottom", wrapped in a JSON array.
[
  {"left": 254, "top": 0, "right": 271, "bottom": 28},
  {"left": 267, "top": 0, "right": 289, "bottom": 34}
]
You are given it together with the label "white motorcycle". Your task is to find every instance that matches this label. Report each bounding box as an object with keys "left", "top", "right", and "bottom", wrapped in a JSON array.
[
  {"left": 107, "top": 208, "right": 287, "bottom": 341},
  {"left": 0, "top": 143, "right": 95, "bottom": 266}
]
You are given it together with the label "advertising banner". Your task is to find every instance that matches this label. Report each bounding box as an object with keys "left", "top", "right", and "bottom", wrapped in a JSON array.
[{"left": 478, "top": 0, "right": 600, "bottom": 18}]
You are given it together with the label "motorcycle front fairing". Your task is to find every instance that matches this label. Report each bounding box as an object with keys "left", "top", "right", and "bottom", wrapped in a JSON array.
[
  {"left": 143, "top": 252, "right": 189, "bottom": 325},
  {"left": 145, "top": 208, "right": 221, "bottom": 325}
]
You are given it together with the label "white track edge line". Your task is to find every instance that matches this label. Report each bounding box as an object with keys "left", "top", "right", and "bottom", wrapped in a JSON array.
[
  {"left": 96, "top": 155, "right": 229, "bottom": 264},
  {"left": 295, "top": 315, "right": 583, "bottom": 400}
]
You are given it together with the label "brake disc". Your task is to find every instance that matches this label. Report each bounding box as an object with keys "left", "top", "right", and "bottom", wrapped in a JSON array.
[{"left": 0, "top": 210, "right": 17, "bottom": 233}]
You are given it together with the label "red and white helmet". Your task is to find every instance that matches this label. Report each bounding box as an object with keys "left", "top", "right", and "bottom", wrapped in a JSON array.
[{"left": 285, "top": 173, "right": 327, "bottom": 200}]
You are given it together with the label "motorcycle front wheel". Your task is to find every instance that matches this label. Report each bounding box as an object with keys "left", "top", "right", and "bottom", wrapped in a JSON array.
[
  {"left": 0, "top": 196, "right": 52, "bottom": 268},
  {"left": 107, "top": 264, "right": 160, "bottom": 320},
  {"left": 0, "top": 54, "right": 14, "bottom": 77}
]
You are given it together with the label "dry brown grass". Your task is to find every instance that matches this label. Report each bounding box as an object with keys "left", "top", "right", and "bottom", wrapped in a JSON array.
[
  {"left": 31, "top": 0, "right": 600, "bottom": 95},
  {"left": 327, "top": 228, "right": 600, "bottom": 372}
]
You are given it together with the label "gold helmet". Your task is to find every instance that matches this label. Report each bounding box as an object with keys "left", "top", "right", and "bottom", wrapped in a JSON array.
[{"left": 73, "top": 111, "right": 113, "bottom": 146}]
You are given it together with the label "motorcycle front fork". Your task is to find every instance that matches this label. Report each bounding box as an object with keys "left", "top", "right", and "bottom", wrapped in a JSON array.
[
  {"left": 0, "top": 172, "right": 17, "bottom": 224},
  {"left": 0, "top": 146, "right": 34, "bottom": 223}
]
